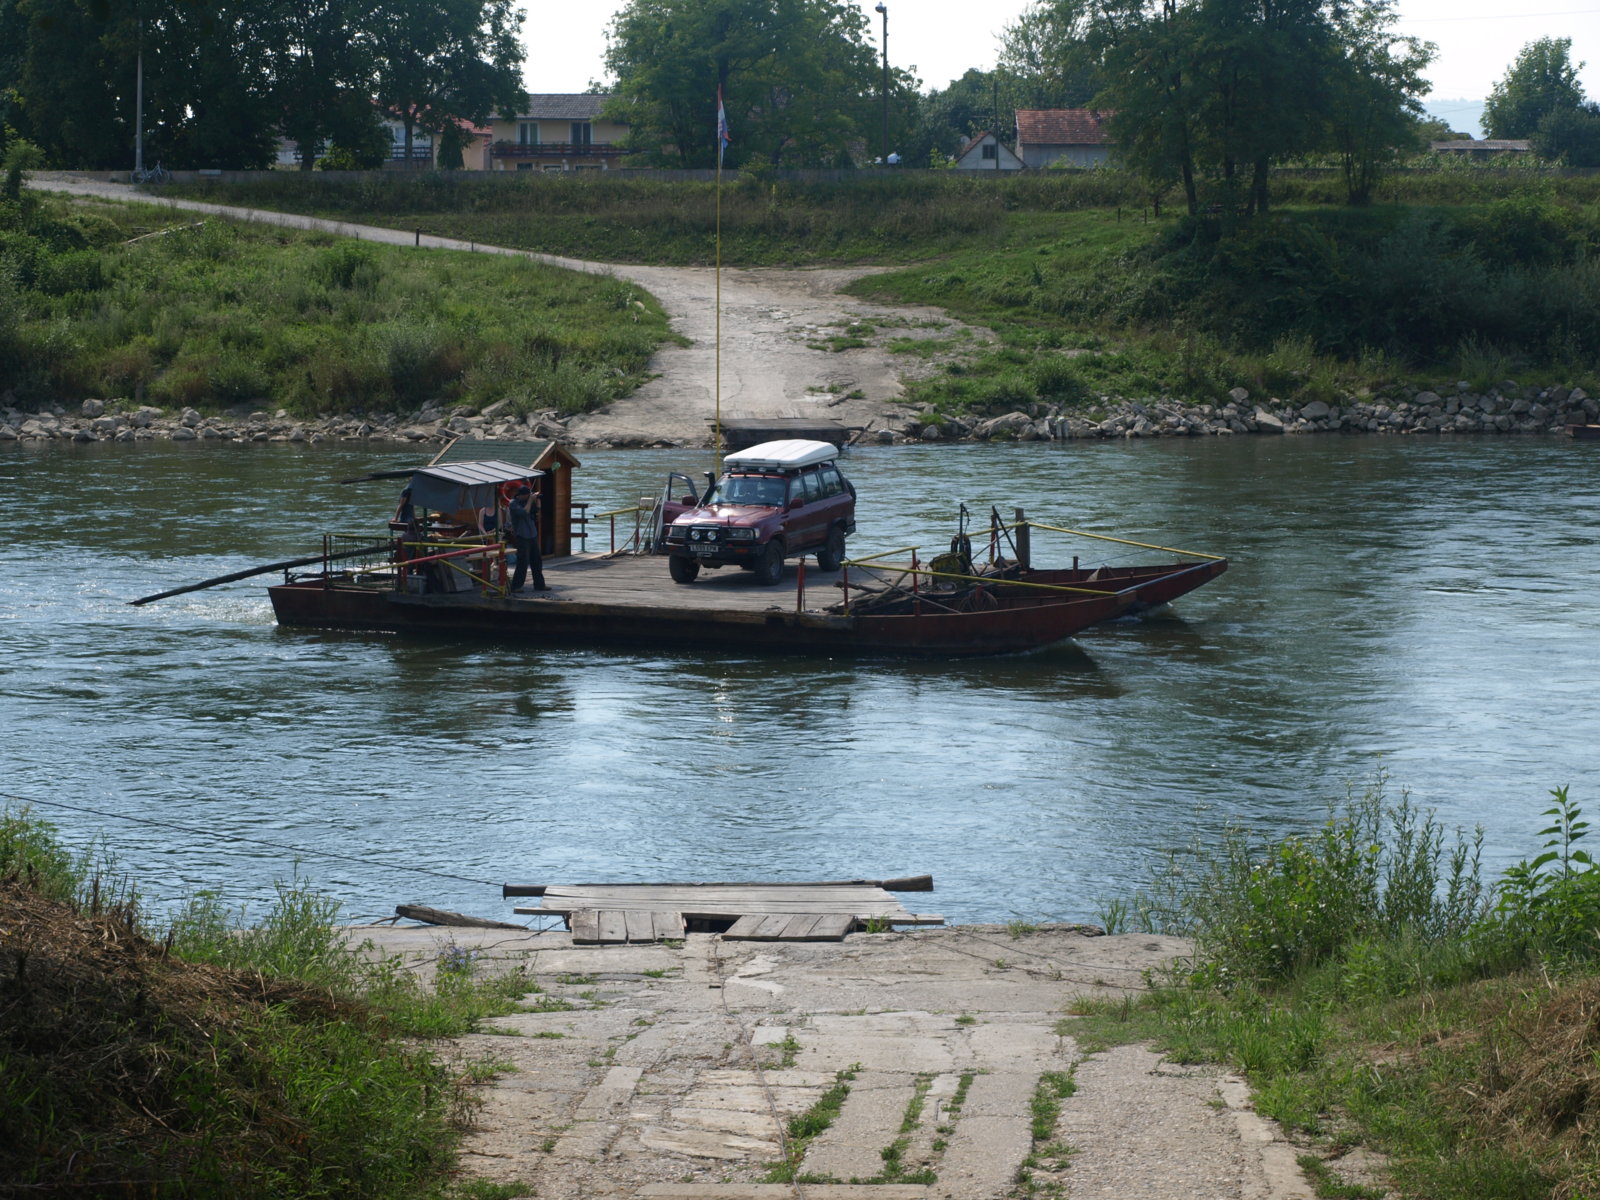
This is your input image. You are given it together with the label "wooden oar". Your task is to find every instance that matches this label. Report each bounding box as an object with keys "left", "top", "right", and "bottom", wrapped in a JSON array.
[
  {"left": 502, "top": 874, "right": 934, "bottom": 897},
  {"left": 128, "top": 542, "right": 390, "bottom": 606}
]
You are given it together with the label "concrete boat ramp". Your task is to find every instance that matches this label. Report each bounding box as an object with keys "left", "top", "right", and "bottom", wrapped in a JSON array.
[{"left": 351, "top": 922, "right": 1319, "bottom": 1200}]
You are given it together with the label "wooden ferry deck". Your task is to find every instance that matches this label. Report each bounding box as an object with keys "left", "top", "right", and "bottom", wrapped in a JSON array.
[{"left": 496, "top": 551, "right": 842, "bottom": 612}]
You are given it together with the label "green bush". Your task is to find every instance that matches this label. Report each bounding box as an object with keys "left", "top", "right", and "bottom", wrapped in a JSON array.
[
  {"left": 1144, "top": 775, "right": 1487, "bottom": 988},
  {"left": 1488, "top": 787, "right": 1600, "bottom": 965}
]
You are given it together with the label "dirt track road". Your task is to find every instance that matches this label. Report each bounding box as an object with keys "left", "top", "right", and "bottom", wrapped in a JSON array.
[{"left": 33, "top": 175, "right": 966, "bottom": 446}]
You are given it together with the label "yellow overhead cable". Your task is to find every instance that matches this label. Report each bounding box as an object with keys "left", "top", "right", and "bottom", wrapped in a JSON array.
[
  {"left": 1022, "top": 522, "right": 1226, "bottom": 561},
  {"left": 846, "top": 557, "right": 1120, "bottom": 597}
]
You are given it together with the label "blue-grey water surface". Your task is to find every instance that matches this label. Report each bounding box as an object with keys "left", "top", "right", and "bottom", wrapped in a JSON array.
[{"left": 2, "top": 436, "right": 1595, "bottom": 925}]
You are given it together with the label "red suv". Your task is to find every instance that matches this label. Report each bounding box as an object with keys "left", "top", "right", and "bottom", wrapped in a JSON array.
[{"left": 663, "top": 440, "right": 856, "bottom": 585}]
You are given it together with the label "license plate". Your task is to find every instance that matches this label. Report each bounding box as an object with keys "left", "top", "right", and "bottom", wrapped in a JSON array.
[{"left": 690, "top": 543, "right": 719, "bottom": 555}]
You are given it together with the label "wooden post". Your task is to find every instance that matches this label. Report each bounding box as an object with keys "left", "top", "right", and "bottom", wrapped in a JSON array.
[{"left": 1015, "top": 507, "right": 1030, "bottom": 570}]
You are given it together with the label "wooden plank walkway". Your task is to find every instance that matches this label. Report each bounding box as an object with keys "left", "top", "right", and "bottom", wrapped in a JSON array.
[
  {"left": 513, "top": 881, "right": 943, "bottom": 944},
  {"left": 517, "top": 553, "right": 847, "bottom": 612}
]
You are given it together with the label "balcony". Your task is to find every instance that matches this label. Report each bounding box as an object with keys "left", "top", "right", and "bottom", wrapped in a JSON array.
[{"left": 491, "top": 141, "right": 625, "bottom": 160}]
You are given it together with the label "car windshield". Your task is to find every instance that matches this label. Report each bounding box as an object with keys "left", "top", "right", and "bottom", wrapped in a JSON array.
[{"left": 713, "top": 475, "right": 786, "bottom": 506}]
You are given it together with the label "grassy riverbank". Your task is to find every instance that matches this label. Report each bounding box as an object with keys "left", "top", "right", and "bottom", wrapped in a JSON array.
[
  {"left": 155, "top": 170, "right": 1600, "bottom": 418},
  {"left": 1075, "top": 779, "right": 1600, "bottom": 1199},
  {"left": 0, "top": 806, "right": 535, "bottom": 1199},
  {"left": 11, "top": 785, "right": 1598, "bottom": 1198},
  {"left": 1, "top": 189, "right": 676, "bottom": 416}
]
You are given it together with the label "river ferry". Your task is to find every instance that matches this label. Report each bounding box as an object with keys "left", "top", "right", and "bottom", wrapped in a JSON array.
[{"left": 185, "top": 440, "right": 1227, "bottom": 657}]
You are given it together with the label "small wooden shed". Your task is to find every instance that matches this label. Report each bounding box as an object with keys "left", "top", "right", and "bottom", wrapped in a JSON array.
[
  {"left": 432, "top": 437, "right": 583, "bottom": 556},
  {"left": 531, "top": 441, "right": 582, "bottom": 556}
]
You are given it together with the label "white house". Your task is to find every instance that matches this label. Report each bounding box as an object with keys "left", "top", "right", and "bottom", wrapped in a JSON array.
[{"left": 952, "top": 130, "right": 1024, "bottom": 171}]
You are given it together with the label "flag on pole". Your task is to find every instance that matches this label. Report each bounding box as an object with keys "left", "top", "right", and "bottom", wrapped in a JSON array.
[{"left": 716, "top": 87, "right": 731, "bottom": 167}]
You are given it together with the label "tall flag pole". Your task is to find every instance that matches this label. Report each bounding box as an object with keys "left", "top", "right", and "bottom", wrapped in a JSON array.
[{"left": 715, "top": 87, "right": 731, "bottom": 474}]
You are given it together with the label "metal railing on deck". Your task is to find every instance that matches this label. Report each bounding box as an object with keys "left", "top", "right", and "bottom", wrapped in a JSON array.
[
  {"left": 321, "top": 534, "right": 396, "bottom": 578},
  {"left": 829, "top": 517, "right": 1221, "bottom": 615},
  {"left": 396, "top": 541, "right": 510, "bottom": 597},
  {"left": 593, "top": 500, "right": 656, "bottom": 555}
]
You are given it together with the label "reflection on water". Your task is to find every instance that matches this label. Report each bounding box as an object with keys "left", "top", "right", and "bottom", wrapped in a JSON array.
[{"left": 1, "top": 436, "right": 1596, "bottom": 924}]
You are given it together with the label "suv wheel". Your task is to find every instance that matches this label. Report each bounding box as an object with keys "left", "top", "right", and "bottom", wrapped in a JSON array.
[
  {"left": 754, "top": 540, "right": 785, "bottom": 586},
  {"left": 816, "top": 526, "right": 846, "bottom": 572},
  {"left": 668, "top": 555, "right": 700, "bottom": 584}
]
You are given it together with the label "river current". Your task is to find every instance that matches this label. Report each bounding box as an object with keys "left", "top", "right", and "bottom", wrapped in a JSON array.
[{"left": 2, "top": 436, "right": 1595, "bottom": 925}]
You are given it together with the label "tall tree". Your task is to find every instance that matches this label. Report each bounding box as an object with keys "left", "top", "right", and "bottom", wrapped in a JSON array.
[
  {"left": 260, "top": 0, "right": 380, "bottom": 169},
  {"left": 998, "top": 0, "right": 1096, "bottom": 108},
  {"left": 11, "top": 0, "right": 131, "bottom": 168},
  {"left": 907, "top": 68, "right": 1013, "bottom": 166},
  {"left": 1092, "top": 0, "right": 1204, "bottom": 211},
  {"left": 1483, "top": 37, "right": 1585, "bottom": 139},
  {"left": 604, "top": 0, "right": 883, "bottom": 168},
  {"left": 1532, "top": 102, "right": 1600, "bottom": 167},
  {"left": 1321, "top": 2, "right": 1432, "bottom": 205},
  {"left": 372, "top": 0, "right": 525, "bottom": 164},
  {"left": 1088, "top": 0, "right": 1426, "bottom": 214}
]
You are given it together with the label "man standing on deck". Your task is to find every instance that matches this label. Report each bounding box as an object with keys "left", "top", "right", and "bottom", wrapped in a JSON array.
[{"left": 508, "top": 485, "right": 548, "bottom": 593}]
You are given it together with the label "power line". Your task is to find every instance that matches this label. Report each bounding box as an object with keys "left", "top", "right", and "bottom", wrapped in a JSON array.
[
  {"left": 1401, "top": 7, "right": 1600, "bottom": 20},
  {"left": 3, "top": 793, "right": 500, "bottom": 888}
]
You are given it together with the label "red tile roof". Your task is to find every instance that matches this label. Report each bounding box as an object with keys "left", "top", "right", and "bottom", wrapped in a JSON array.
[{"left": 1016, "top": 109, "right": 1111, "bottom": 146}]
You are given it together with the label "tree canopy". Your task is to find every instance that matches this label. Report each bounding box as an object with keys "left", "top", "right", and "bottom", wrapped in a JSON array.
[
  {"left": 603, "top": 0, "right": 901, "bottom": 168},
  {"left": 0, "top": 0, "right": 526, "bottom": 170},
  {"left": 1008, "top": 0, "right": 1431, "bottom": 212},
  {"left": 1483, "top": 37, "right": 1585, "bottom": 140}
]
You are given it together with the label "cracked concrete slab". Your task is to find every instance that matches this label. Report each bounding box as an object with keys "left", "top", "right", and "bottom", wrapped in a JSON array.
[{"left": 346, "top": 923, "right": 1310, "bottom": 1200}]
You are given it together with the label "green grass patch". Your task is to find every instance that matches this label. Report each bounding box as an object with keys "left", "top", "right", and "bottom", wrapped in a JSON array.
[
  {"left": 1075, "top": 781, "right": 1600, "bottom": 1200},
  {"left": 107, "top": 170, "right": 1600, "bottom": 422},
  {"left": 1, "top": 191, "right": 677, "bottom": 416},
  {"left": 762, "top": 1064, "right": 860, "bottom": 1183},
  {"left": 0, "top": 803, "right": 538, "bottom": 1199}
]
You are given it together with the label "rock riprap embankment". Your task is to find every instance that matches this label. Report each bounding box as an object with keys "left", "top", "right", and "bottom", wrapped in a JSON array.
[
  {"left": 4, "top": 381, "right": 1593, "bottom": 449},
  {"left": 908, "top": 383, "right": 1597, "bottom": 444}
]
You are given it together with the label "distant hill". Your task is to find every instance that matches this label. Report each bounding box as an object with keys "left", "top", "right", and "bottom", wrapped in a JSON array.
[{"left": 1424, "top": 98, "right": 1485, "bottom": 139}]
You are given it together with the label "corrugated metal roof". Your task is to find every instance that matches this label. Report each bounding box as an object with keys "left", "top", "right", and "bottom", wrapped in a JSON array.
[
  {"left": 1430, "top": 139, "right": 1531, "bottom": 152},
  {"left": 415, "top": 460, "right": 545, "bottom": 487},
  {"left": 1016, "top": 109, "right": 1112, "bottom": 147}
]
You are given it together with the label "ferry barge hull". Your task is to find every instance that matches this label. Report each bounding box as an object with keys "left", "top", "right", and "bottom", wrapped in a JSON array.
[{"left": 267, "top": 576, "right": 1137, "bottom": 657}]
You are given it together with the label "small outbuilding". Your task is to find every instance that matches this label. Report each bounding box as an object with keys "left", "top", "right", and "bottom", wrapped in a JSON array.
[
  {"left": 1015, "top": 109, "right": 1113, "bottom": 169},
  {"left": 1429, "top": 139, "right": 1532, "bottom": 159},
  {"left": 952, "top": 130, "right": 1024, "bottom": 171}
]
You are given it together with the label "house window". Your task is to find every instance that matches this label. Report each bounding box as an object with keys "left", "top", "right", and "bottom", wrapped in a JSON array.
[
  {"left": 981, "top": 142, "right": 997, "bottom": 160},
  {"left": 570, "top": 122, "right": 592, "bottom": 147},
  {"left": 518, "top": 122, "right": 539, "bottom": 145},
  {"left": 516, "top": 162, "right": 534, "bottom": 170}
]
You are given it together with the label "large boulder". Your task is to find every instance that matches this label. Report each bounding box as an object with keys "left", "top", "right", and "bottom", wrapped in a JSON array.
[
  {"left": 974, "top": 411, "right": 1034, "bottom": 439},
  {"left": 1253, "top": 407, "right": 1285, "bottom": 433}
]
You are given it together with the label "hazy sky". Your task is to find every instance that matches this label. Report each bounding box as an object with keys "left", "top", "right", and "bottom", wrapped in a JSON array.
[{"left": 525, "top": 0, "right": 1600, "bottom": 112}]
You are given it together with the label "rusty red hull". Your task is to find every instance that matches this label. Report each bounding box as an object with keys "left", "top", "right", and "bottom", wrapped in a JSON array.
[{"left": 268, "top": 578, "right": 1141, "bottom": 657}]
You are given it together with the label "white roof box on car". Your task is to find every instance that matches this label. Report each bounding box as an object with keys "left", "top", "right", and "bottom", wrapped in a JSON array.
[{"left": 722, "top": 439, "right": 838, "bottom": 473}]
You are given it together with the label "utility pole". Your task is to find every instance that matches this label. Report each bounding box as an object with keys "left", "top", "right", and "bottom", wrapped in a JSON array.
[
  {"left": 993, "top": 74, "right": 1000, "bottom": 172},
  {"left": 134, "top": 17, "right": 144, "bottom": 175},
  {"left": 875, "top": 3, "right": 888, "bottom": 164}
]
